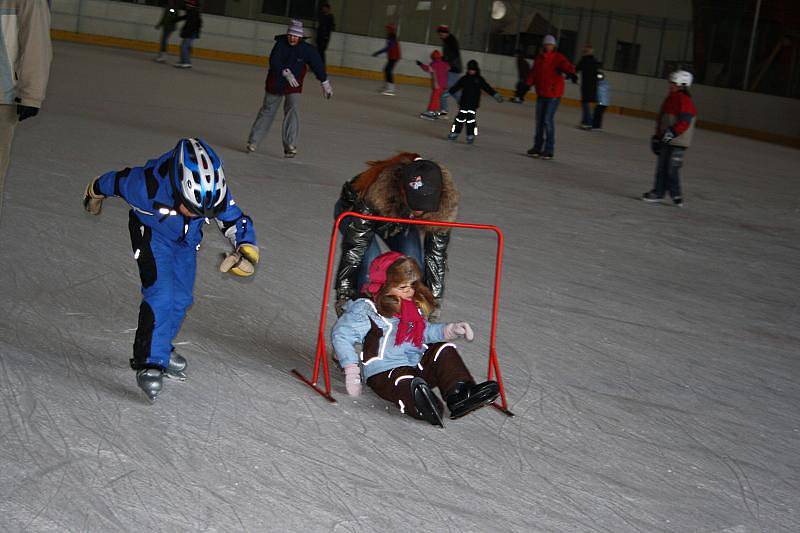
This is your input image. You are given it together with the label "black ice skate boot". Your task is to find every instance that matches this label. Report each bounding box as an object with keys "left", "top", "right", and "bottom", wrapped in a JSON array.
[
  {"left": 164, "top": 352, "right": 188, "bottom": 381},
  {"left": 446, "top": 381, "right": 500, "bottom": 419},
  {"left": 411, "top": 377, "right": 444, "bottom": 427},
  {"left": 136, "top": 369, "right": 163, "bottom": 402}
]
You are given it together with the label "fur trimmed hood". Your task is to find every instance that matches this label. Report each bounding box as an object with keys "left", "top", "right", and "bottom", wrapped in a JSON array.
[{"left": 362, "top": 159, "right": 459, "bottom": 232}]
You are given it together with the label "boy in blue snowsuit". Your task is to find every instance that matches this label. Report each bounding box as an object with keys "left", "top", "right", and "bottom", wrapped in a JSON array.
[{"left": 83, "top": 138, "right": 259, "bottom": 401}]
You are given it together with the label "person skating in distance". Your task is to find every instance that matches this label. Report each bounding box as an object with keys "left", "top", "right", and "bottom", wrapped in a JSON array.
[
  {"left": 246, "top": 19, "right": 332, "bottom": 158},
  {"left": 643, "top": 70, "right": 697, "bottom": 207},
  {"left": 445, "top": 59, "right": 503, "bottom": 144},
  {"left": 333, "top": 154, "right": 459, "bottom": 319},
  {"left": 332, "top": 252, "right": 500, "bottom": 427},
  {"left": 83, "top": 138, "right": 259, "bottom": 402}
]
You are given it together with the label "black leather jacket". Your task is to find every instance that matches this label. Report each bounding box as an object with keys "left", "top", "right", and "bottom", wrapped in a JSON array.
[{"left": 335, "top": 180, "right": 451, "bottom": 301}]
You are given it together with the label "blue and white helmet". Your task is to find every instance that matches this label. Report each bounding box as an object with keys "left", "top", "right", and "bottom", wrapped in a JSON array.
[{"left": 173, "top": 138, "right": 227, "bottom": 218}]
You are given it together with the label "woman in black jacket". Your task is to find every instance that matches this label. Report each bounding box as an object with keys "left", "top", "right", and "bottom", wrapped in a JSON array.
[
  {"left": 575, "top": 44, "right": 602, "bottom": 129},
  {"left": 333, "top": 153, "right": 460, "bottom": 317}
]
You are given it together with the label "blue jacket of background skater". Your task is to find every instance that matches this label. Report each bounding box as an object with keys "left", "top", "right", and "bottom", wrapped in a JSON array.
[
  {"left": 265, "top": 35, "right": 327, "bottom": 95},
  {"left": 94, "top": 150, "right": 256, "bottom": 249},
  {"left": 332, "top": 298, "right": 449, "bottom": 380}
]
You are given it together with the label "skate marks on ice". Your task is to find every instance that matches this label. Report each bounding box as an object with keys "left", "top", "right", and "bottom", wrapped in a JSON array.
[{"left": 1, "top": 41, "right": 800, "bottom": 531}]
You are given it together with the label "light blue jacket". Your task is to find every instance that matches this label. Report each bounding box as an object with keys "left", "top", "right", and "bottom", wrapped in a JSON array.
[
  {"left": 332, "top": 298, "right": 447, "bottom": 380},
  {"left": 597, "top": 79, "right": 610, "bottom": 106}
]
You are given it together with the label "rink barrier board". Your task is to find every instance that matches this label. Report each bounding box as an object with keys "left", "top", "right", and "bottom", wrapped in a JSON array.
[
  {"left": 51, "top": 29, "right": 800, "bottom": 150},
  {"left": 291, "top": 211, "right": 515, "bottom": 418}
]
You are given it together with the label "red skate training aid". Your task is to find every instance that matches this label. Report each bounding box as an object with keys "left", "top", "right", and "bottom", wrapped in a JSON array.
[{"left": 291, "top": 211, "right": 514, "bottom": 416}]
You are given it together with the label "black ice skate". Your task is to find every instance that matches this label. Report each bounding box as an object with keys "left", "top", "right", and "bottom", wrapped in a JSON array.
[
  {"left": 136, "top": 368, "right": 164, "bottom": 402},
  {"left": 411, "top": 377, "right": 444, "bottom": 427},
  {"left": 642, "top": 191, "right": 663, "bottom": 203},
  {"left": 164, "top": 352, "right": 188, "bottom": 381},
  {"left": 446, "top": 380, "right": 500, "bottom": 419}
]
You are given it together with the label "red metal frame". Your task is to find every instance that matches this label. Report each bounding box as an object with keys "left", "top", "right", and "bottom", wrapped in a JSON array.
[{"left": 291, "top": 211, "right": 514, "bottom": 416}]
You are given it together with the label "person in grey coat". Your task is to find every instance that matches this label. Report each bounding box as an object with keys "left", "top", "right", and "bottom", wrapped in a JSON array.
[{"left": 0, "top": 0, "right": 52, "bottom": 221}]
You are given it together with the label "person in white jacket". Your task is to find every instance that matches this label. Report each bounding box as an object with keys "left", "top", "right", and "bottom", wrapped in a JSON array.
[{"left": 0, "top": 0, "right": 52, "bottom": 220}]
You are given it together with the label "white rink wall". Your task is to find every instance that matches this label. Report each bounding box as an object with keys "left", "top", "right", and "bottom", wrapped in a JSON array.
[{"left": 51, "top": 0, "right": 800, "bottom": 140}]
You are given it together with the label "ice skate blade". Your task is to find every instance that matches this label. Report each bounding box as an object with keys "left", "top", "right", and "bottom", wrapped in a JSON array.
[
  {"left": 412, "top": 378, "right": 445, "bottom": 428},
  {"left": 163, "top": 370, "right": 187, "bottom": 381},
  {"left": 448, "top": 382, "right": 500, "bottom": 419}
]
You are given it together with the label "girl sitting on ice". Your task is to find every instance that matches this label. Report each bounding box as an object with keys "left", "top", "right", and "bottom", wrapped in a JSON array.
[{"left": 332, "top": 251, "right": 499, "bottom": 427}]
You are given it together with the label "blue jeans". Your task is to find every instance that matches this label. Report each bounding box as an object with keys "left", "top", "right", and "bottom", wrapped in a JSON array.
[
  {"left": 581, "top": 101, "right": 592, "bottom": 126},
  {"left": 180, "top": 38, "right": 194, "bottom": 64},
  {"left": 358, "top": 227, "right": 423, "bottom": 291},
  {"left": 652, "top": 144, "right": 685, "bottom": 198},
  {"left": 334, "top": 200, "right": 424, "bottom": 293},
  {"left": 533, "top": 97, "right": 560, "bottom": 154},
  {"left": 440, "top": 71, "right": 461, "bottom": 112},
  {"left": 159, "top": 29, "right": 173, "bottom": 53}
]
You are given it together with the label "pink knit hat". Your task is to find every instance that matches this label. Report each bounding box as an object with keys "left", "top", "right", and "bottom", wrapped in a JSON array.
[{"left": 362, "top": 252, "right": 405, "bottom": 296}]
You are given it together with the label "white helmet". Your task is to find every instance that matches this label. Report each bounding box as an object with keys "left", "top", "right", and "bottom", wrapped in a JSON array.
[
  {"left": 669, "top": 70, "right": 693, "bottom": 87},
  {"left": 174, "top": 138, "right": 227, "bottom": 217}
]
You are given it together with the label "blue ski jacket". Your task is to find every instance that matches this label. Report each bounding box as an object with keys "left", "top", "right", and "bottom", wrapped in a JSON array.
[
  {"left": 332, "top": 298, "right": 448, "bottom": 380},
  {"left": 95, "top": 149, "right": 256, "bottom": 249},
  {"left": 265, "top": 35, "right": 327, "bottom": 95}
]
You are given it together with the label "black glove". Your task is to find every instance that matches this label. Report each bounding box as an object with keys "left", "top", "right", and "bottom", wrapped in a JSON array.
[
  {"left": 650, "top": 136, "right": 661, "bottom": 156},
  {"left": 568, "top": 73, "right": 579, "bottom": 84},
  {"left": 17, "top": 105, "right": 39, "bottom": 122},
  {"left": 415, "top": 60, "right": 423, "bottom": 66}
]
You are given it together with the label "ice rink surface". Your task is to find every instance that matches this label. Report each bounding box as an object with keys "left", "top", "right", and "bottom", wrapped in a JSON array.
[{"left": 1, "top": 42, "right": 799, "bottom": 532}]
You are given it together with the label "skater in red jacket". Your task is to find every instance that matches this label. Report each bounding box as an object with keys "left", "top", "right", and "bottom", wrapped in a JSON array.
[
  {"left": 643, "top": 70, "right": 697, "bottom": 207},
  {"left": 372, "top": 24, "right": 401, "bottom": 95},
  {"left": 525, "top": 34, "right": 576, "bottom": 160}
]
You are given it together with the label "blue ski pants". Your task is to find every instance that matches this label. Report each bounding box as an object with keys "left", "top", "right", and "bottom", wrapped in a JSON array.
[{"left": 128, "top": 212, "right": 197, "bottom": 370}]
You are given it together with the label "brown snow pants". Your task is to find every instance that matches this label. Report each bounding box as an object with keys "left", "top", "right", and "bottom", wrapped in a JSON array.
[{"left": 366, "top": 342, "right": 473, "bottom": 419}]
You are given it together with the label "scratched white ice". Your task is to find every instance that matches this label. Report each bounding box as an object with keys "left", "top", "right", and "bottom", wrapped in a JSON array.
[{"left": 1, "top": 42, "right": 798, "bottom": 532}]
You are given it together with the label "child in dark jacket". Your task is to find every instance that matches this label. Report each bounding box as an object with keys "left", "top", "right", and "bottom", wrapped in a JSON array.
[
  {"left": 372, "top": 24, "right": 401, "bottom": 95},
  {"left": 332, "top": 252, "right": 500, "bottom": 427},
  {"left": 446, "top": 60, "right": 503, "bottom": 144}
]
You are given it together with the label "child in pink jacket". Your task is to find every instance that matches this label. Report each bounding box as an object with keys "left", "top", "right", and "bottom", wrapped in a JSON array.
[{"left": 416, "top": 50, "right": 450, "bottom": 120}]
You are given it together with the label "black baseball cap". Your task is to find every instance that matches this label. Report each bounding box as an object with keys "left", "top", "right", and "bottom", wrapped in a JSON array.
[{"left": 402, "top": 159, "right": 443, "bottom": 212}]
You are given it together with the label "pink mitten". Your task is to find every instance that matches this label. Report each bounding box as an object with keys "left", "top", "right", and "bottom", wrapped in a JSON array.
[
  {"left": 443, "top": 322, "right": 474, "bottom": 341},
  {"left": 344, "top": 364, "right": 362, "bottom": 396}
]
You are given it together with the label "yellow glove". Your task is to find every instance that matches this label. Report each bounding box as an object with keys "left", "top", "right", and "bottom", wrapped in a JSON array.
[
  {"left": 237, "top": 243, "right": 259, "bottom": 265},
  {"left": 219, "top": 252, "right": 255, "bottom": 277},
  {"left": 83, "top": 178, "right": 104, "bottom": 215}
]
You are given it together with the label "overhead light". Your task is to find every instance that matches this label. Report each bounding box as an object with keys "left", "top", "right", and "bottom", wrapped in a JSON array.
[{"left": 491, "top": 1, "right": 507, "bottom": 20}]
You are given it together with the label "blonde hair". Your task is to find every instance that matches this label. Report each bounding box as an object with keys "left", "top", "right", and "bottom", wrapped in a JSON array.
[{"left": 374, "top": 256, "right": 437, "bottom": 318}]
